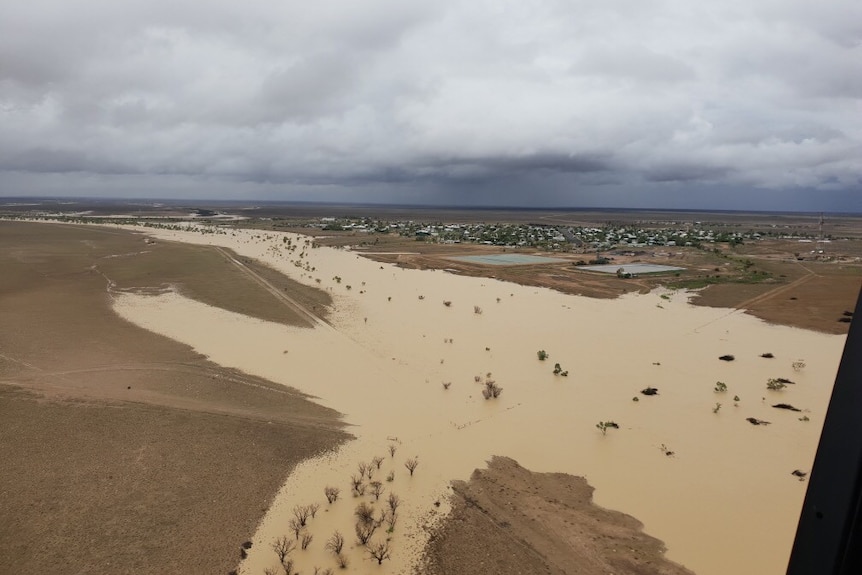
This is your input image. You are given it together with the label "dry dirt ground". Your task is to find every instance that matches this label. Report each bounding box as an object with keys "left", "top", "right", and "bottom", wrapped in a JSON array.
[
  {"left": 421, "top": 457, "right": 693, "bottom": 575},
  {"left": 0, "top": 222, "right": 348, "bottom": 575}
]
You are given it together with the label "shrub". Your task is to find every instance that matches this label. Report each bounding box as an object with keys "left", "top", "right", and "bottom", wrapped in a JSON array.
[
  {"left": 596, "top": 421, "right": 619, "bottom": 435},
  {"left": 482, "top": 380, "right": 502, "bottom": 399},
  {"left": 767, "top": 379, "right": 787, "bottom": 391},
  {"left": 324, "top": 486, "right": 340, "bottom": 504}
]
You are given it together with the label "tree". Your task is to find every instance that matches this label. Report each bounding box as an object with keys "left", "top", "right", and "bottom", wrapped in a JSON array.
[
  {"left": 357, "top": 461, "right": 369, "bottom": 478},
  {"left": 272, "top": 536, "right": 296, "bottom": 564},
  {"left": 336, "top": 553, "right": 348, "bottom": 569},
  {"left": 355, "top": 520, "right": 377, "bottom": 545},
  {"left": 404, "top": 457, "right": 419, "bottom": 476},
  {"left": 388, "top": 444, "right": 397, "bottom": 458},
  {"left": 387, "top": 492, "right": 400, "bottom": 515},
  {"left": 371, "top": 456, "right": 384, "bottom": 469},
  {"left": 714, "top": 381, "right": 727, "bottom": 393},
  {"left": 325, "top": 531, "right": 345, "bottom": 555},
  {"left": 308, "top": 502, "right": 320, "bottom": 519},
  {"left": 301, "top": 532, "right": 314, "bottom": 550},
  {"left": 350, "top": 474, "right": 366, "bottom": 496},
  {"left": 369, "top": 480, "right": 384, "bottom": 501},
  {"left": 355, "top": 501, "right": 375, "bottom": 524},
  {"left": 293, "top": 505, "right": 311, "bottom": 527},
  {"left": 288, "top": 518, "right": 303, "bottom": 540},
  {"left": 385, "top": 509, "right": 398, "bottom": 531},
  {"left": 324, "top": 486, "right": 340, "bottom": 504},
  {"left": 537, "top": 350, "right": 549, "bottom": 361},
  {"left": 367, "top": 539, "right": 392, "bottom": 564}
]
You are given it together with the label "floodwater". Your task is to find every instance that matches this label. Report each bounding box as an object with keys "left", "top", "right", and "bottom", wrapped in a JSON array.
[{"left": 112, "top": 226, "right": 844, "bottom": 575}]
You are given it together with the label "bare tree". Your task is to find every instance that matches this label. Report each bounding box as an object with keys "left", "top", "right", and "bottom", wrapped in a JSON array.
[
  {"left": 367, "top": 539, "right": 392, "bottom": 565},
  {"left": 357, "top": 461, "right": 369, "bottom": 479},
  {"left": 369, "top": 480, "right": 384, "bottom": 501},
  {"left": 385, "top": 510, "right": 398, "bottom": 531},
  {"left": 336, "top": 553, "right": 349, "bottom": 569},
  {"left": 325, "top": 531, "right": 345, "bottom": 555},
  {"left": 404, "top": 457, "right": 419, "bottom": 476},
  {"left": 371, "top": 456, "right": 384, "bottom": 469},
  {"left": 387, "top": 492, "right": 400, "bottom": 515},
  {"left": 293, "top": 504, "right": 311, "bottom": 527},
  {"left": 272, "top": 536, "right": 296, "bottom": 564},
  {"left": 324, "top": 486, "right": 340, "bottom": 504},
  {"left": 288, "top": 518, "right": 303, "bottom": 540},
  {"left": 301, "top": 532, "right": 314, "bottom": 550},
  {"left": 388, "top": 444, "right": 397, "bottom": 458},
  {"left": 442, "top": 381, "right": 451, "bottom": 390},
  {"left": 355, "top": 520, "right": 377, "bottom": 545},
  {"left": 350, "top": 474, "right": 366, "bottom": 496},
  {"left": 282, "top": 558, "right": 295, "bottom": 575},
  {"left": 308, "top": 502, "right": 320, "bottom": 519}
]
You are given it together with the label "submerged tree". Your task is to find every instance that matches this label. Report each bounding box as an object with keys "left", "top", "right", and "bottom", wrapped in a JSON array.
[
  {"left": 367, "top": 539, "right": 392, "bottom": 564},
  {"left": 272, "top": 536, "right": 296, "bottom": 564},
  {"left": 324, "top": 486, "right": 340, "bottom": 504},
  {"left": 325, "top": 531, "right": 344, "bottom": 555}
]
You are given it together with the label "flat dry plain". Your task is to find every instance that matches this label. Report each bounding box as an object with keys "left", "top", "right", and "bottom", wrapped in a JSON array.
[{"left": 0, "top": 222, "right": 347, "bottom": 575}]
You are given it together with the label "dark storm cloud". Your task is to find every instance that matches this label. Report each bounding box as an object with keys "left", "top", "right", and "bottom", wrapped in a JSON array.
[{"left": 1, "top": 0, "right": 860, "bottom": 210}]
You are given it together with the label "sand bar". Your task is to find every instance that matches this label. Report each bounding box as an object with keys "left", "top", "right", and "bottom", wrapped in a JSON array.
[{"left": 111, "top": 225, "right": 845, "bottom": 575}]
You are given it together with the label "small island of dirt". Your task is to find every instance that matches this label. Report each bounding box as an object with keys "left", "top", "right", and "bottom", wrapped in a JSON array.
[{"left": 421, "top": 456, "right": 694, "bottom": 575}]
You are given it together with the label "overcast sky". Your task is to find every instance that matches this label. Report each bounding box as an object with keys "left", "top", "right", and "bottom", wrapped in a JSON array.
[{"left": 1, "top": 0, "right": 860, "bottom": 211}]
